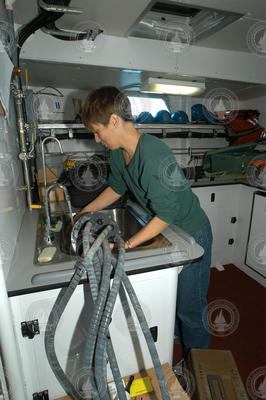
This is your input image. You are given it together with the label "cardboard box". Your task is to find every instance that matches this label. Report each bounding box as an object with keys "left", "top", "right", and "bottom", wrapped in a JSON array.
[
  {"left": 36, "top": 168, "right": 65, "bottom": 204},
  {"left": 36, "top": 168, "right": 59, "bottom": 184},
  {"left": 108, "top": 363, "right": 190, "bottom": 400},
  {"left": 185, "top": 349, "right": 248, "bottom": 400},
  {"left": 38, "top": 184, "right": 65, "bottom": 204},
  {"left": 56, "top": 397, "right": 70, "bottom": 400},
  {"left": 0, "top": 100, "right": 5, "bottom": 115},
  {"left": 56, "top": 363, "right": 190, "bottom": 400}
]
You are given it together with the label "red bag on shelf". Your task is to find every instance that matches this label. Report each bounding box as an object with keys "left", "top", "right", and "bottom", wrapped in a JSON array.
[
  {"left": 223, "top": 109, "right": 265, "bottom": 145},
  {"left": 224, "top": 109, "right": 260, "bottom": 134}
]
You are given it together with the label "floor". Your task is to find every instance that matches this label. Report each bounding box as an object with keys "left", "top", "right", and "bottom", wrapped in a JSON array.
[{"left": 172, "top": 264, "right": 266, "bottom": 399}]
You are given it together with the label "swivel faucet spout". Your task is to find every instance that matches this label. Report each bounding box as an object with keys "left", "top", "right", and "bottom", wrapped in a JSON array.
[
  {"left": 41, "top": 136, "right": 63, "bottom": 191},
  {"left": 44, "top": 184, "right": 74, "bottom": 245}
]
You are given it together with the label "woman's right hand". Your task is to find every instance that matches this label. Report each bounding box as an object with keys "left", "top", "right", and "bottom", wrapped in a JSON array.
[{"left": 66, "top": 212, "right": 83, "bottom": 235}]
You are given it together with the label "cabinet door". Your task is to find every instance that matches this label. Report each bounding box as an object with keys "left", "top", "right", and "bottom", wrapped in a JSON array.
[
  {"left": 10, "top": 267, "right": 178, "bottom": 399},
  {"left": 193, "top": 186, "right": 238, "bottom": 266},
  {"left": 0, "top": 353, "right": 8, "bottom": 400},
  {"left": 245, "top": 192, "right": 266, "bottom": 278}
]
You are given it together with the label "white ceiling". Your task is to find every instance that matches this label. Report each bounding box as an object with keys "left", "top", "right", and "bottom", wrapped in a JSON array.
[
  {"left": 13, "top": 0, "right": 151, "bottom": 37},
  {"left": 13, "top": 0, "right": 266, "bottom": 52},
  {"left": 12, "top": 0, "right": 266, "bottom": 98}
]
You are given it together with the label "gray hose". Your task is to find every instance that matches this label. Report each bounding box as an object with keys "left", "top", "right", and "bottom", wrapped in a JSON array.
[
  {"left": 45, "top": 262, "right": 86, "bottom": 399},
  {"left": 80, "top": 222, "right": 105, "bottom": 399},
  {"left": 44, "top": 226, "right": 112, "bottom": 399},
  {"left": 94, "top": 237, "right": 125, "bottom": 397},
  {"left": 82, "top": 222, "right": 101, "bottom": 302},
  {"left": 46, "top": 212, "right": 170, "bottom": 400},
  {"left": 81, "top": 239, "right": 112, "bottom": 400},
  {"left": 80, "top": 221, "right": 127, "bottom": 400},
  {"left": 121, "top": 270, "right": 170, "bottom": 400}
]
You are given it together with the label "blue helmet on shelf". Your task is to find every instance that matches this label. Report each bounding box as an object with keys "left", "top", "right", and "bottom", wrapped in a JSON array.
[
  {"left": 191, "top": 104, "right": 208, "bottom": 121},
  {"left": 191, "top": 103, "right": 218, "bottom": 123},
  {"left": 171, "top": 110, "right": 189, "bottom": 124},
  {"left": 154, "top": 110, "right": 172, "bottom": 124},
  {"left": 136, "top": 111, "right": 154, "bottom": 124}
]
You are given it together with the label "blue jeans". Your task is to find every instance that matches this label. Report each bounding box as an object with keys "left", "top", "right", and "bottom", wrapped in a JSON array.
[{"left": 175, "top": 218, "right": 213, "bottom": 358}]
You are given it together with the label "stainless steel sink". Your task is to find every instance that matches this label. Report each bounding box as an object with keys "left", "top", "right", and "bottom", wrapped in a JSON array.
[{"left": 34, "top": 207, "right": 171, "bottom": 265}]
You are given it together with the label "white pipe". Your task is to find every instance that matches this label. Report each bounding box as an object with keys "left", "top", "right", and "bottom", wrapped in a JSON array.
[{"left": 0, "top": 266, "right": 27, "bottom": 400}]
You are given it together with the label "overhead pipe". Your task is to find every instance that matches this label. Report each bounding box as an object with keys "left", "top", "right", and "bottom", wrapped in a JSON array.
[
  {"left": 38, "top": 0, "right": 82, "bottom": 14},
  {"left": 12, "top": 69, "right": 33, "bottom": 208},
  {"left": 16, "top": 0, "right": 71, "bottom": 59},
  {"left": 40, "top": 25, "right": 101, "bottom": 41},
  {"left": 0, "top": 6, "right": 27, "bottom": 398}
]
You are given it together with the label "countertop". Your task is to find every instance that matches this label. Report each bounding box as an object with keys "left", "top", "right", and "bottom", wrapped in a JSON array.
[{"left": 7, "top": 206, "right": 204, "bottom": 296}]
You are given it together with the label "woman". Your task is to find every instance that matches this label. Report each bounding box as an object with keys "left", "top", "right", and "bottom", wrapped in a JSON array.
[{"left": 76, "top": 86, "right": 213, "bottom": 359}]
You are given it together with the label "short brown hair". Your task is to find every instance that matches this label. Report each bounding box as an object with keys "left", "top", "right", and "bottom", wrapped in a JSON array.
[{"left": 82, "top": 86, "right": 133, "bottom": 129}]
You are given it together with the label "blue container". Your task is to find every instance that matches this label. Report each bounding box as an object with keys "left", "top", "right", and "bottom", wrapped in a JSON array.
[
  {"left": 136, "top": 111, "right": 154, "bottom": 124},
  {"left": 171, "top": 110, "right": 189, "bottom": 124},
  {"left": 154, "top": 110, "right": 172, "bottom": 124}
]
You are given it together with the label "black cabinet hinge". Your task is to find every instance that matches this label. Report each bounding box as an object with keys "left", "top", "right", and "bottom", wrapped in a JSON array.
[
  {"left": 21, "top": 320, "right": 40, "bottom": 339},
  {"left": 33, "top": 390, "right": 49, "bottom": 399},
  {"left": 150, "top": 326, "right": 158, "bottom": 342}
]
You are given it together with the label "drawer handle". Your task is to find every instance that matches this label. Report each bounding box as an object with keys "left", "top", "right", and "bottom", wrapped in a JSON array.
[{"left": 207, "top": 375, "right": 227, "bottom": 400}]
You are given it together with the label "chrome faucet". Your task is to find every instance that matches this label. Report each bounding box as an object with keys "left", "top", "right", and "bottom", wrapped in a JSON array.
[
  {"left": 41, "top": 136, "right": 63, "bottom": 191},
  {"left": 44, "top": 183, "right": 74, "bottom": 244}
]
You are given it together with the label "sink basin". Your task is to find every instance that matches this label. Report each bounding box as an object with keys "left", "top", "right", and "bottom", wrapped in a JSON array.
[{"left": 34, "top": 207, "right": 171, "bottom": 265}]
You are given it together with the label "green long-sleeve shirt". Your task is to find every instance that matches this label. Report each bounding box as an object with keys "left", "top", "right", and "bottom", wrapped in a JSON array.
[{"left": 108, "top": 133, "right": 207, "bottom": 236}]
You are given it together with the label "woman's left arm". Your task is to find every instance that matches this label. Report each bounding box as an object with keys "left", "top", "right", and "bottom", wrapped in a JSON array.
[{"left": 125, "top": 216, "right": 169, "bottom": 249}]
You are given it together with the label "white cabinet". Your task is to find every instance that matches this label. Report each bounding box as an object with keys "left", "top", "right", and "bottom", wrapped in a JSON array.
[
  {"left": 192, "top": 184, "right": 265, "bottom": 286},
  {"left": 246, "top": 192, "right": 266, "bottom": 278},
  {"left": 192, "top": 185, "right": 239, "bottom": 267},
  {"left": 9, "top": 267, "right": 178, "bottom": 399}
]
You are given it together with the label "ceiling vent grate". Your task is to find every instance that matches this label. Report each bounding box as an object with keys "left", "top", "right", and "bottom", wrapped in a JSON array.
[
  {"left": 151, "top": 2, "right": 201, "bottom": 18},
  {"left": 129, "top": 1, "right": 243, "bottom": 44}
]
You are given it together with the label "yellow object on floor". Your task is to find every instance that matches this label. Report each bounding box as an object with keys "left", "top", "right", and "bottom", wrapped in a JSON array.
[{"left": 127, "top": 376, "right": 153, "bottom": 397}]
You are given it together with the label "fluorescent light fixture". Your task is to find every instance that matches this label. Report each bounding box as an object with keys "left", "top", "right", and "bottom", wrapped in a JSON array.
[{"left": 143, "top": 78, "right": 205, "bottom": 95}]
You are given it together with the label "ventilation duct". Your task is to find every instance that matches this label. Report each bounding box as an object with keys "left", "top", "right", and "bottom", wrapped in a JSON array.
[{"left": 129, "top": 1, "right": 243, "bottom": 44}]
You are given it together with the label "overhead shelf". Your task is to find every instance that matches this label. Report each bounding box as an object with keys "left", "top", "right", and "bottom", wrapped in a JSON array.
[
  {"left": 135, "top": 123, "right": 227, "bottom": 138},
  {"left": 37, "top": 122, "right": 227, "bottom": 139}
]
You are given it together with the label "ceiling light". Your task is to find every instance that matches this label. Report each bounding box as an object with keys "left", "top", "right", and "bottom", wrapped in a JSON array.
[{"left": 142, "top": 78, "right": 205, "bottom": 95}]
